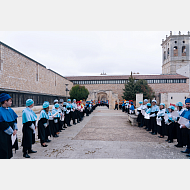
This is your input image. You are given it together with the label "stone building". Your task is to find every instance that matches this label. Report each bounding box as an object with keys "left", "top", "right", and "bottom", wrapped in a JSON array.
[
  {"left": 65, "top": 74, "right": 189, "bottom": 105},
  {"left": 1, "top": 31, "right": 190, "bottom": 108},
  {"left": 0, "top": 41, "right": 73, "bottom": 107}
]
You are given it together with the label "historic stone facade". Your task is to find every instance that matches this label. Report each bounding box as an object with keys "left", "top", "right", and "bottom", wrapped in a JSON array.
[{"left": 0, "top": 41, "right": 73, "bottom": 97}]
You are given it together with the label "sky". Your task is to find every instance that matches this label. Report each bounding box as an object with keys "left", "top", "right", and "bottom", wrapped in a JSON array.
[{"left": 1, "top": 31, "right": 189, "bottom": 77}]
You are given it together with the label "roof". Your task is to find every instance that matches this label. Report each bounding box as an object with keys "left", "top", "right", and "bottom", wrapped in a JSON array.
[{"left": 65, "top": 74, "right": 188, "bottom": 81}]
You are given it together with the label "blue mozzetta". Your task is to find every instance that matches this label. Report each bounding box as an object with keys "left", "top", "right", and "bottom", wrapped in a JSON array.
[
  {"left": 0, "top": 107, "right": 18, "bottom": 122},
  {"left": 22, "top": 107, "right": 37, "bottom": 124}
]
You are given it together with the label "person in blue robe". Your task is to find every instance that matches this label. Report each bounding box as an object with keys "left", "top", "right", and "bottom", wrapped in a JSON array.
[
  {"left": 52, "top": 103, "right": 61, "bottom": 137},
  {"left": 72, "top": 99, "right": 78, "bottom": 125},
  {"left": 66, "top": 99, "right": 73, "bottom": 124},
  {"left": 174, "top": 102, "right": 187, "bottom": 147},
  {"left": 157, "top": 103, "right": 166, "bottom": 138},
  {"left": 37, "top": 101, "right": 51, "bottom": 147},
  {"left": 129, "top": 102, "right": 135, "bottom": 114},
  {"left": 137, "top": 101, "right": 143, "bottom": 127},
  {"left": 178, "top": 98, "right": 190, "bottom": 156},
  {"left": 22, "top": 99, "right": 37, "bottom": 158},
  {"left": 145, "top": 103, "right": 152, "bottom": 131},
  {"left": 125, "top": 101, "right": 129, "bottom": 113},
  {"left": 149, "top": 100, "right": 159, "bottom": 135},
  {"left": 122, "top": 101, "right": 125, "bottom": 112},
  {"left": 164, "top": 106, "right": 176, "bottom": 143},
  {"left": 0, "top": 93, "right": 18, "bottom": 159}
]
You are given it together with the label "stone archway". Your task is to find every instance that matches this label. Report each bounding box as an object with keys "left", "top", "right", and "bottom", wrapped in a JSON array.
[
  {"left": 97, "top": 92, "right": 108, "bottom": 101},
  {"left": 86, "top": 90, "right": 119, "bottom": 109}
]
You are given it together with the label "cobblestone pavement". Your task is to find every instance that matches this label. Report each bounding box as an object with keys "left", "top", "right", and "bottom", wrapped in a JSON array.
[{"left": 12, "top": 106, "right": 189, "bottom": 159}]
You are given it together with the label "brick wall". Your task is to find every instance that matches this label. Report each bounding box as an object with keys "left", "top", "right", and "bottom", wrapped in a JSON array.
[{"left": 0, "top": 44, "right": 73, "bottom": 96}]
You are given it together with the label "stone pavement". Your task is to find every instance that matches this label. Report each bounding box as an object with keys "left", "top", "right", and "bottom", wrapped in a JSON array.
[{"left": 12, "top": 106, "right": 189, "bottom": 159}]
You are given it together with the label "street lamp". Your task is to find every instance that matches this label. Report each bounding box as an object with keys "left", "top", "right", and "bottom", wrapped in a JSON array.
[{"left": 65, "top": 84, "right": 69, "bottom": 101}]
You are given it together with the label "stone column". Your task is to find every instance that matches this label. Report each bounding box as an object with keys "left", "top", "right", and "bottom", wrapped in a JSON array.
[{"left": 136, "top": 93, "right": 143, "bottom": 108}]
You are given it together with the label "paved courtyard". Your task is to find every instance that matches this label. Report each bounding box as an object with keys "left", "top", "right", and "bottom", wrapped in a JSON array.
[{"left": 13, "top": 106, "right": 189, "bottom": 159}]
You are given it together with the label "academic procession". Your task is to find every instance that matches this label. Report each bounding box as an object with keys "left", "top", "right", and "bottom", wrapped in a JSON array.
[
  {"left": 119, "top": 98, "right": 190, "bottom": 158},
  {"left": 0, "top": 93, "right": 99, "bottom": 159}
]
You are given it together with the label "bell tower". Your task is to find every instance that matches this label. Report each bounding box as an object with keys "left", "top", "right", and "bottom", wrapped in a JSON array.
[{"left": 161, "top": 31, "right": 190, "bottom": 75}]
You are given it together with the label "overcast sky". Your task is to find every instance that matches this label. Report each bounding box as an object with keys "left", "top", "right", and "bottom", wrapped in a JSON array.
[{"left": 0, "top": 31, "right": 188, "bottom": 76}]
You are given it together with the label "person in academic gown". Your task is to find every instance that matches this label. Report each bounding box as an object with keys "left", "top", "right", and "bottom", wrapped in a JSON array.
[
  {"left": 145, "top": 103, "right": 151, "bottom": 131},
  {"left": 37, "top": 101, "right": 51, "bottom": 147},
  {"left": 129, "top": 102, "right": 135, "bottom": 114},
  {"left": 149, "top": 100, "right": 159, "bottom": 135},
  {"left": 164, "top": 106, "right": 176, "bottom": 143},
  {"left": 52, "top": 103, "right": 61, "bottom": 136},
  {"left": 173, "top": 102, "right": 187, "bottom": 148},
  {"left": 178, "top": 97, "right": 190, "bottom": 156},
  {"left": 66, "top": 99, "right": 73, "bottom": 124},
  {"left": 137, "top": 101, "right": 143, "bottom": 127},
  {"left": 122, "top": 101, "right": 125, "bottom": 112},
  {"left": 22, "top": 99, "right": 37, "bottom": 158},
  {"left": 0, "top": 93, "right": 18, "bottom": 159},
  {"left": 59, "top": 99, "right": 67, "bottom": 129},
  {"left": 125, "top": 101, "right": 129, "bottom": 114},
  {"left": 72, "top": 99, "right": 78, "bottom": 124},
  {"left": 157, "top": 103, "right": 166, "bottom": 138}
]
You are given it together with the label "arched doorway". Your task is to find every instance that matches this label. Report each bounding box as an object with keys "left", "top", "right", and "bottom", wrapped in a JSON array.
[{"left": 97, "top": 92, "right": 108, "bottom": 101}]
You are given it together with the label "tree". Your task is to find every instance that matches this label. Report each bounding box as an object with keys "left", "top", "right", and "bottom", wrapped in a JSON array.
[
  {"left": 69, "top": 85, "right": 89, "bottom": 101},
  {"left": 122, "top": 72, "right": 155, "bottom": 101}
]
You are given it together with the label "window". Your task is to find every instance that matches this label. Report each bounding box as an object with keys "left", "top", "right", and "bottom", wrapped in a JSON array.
[
  {"left": 174, "top": 46, "right": 178, "bottom": 56},
  {"left": 171, "top": 97, "right": 173, "bottom": 99},
  {"left": 182, "top": 46, "right": 186, "bottom": 56},
  {"left": 164, "top": 51, "right": 166, "bottom": 60},
  {"left": 36, "top": 63, "right": 38, "bottom": 81},
  {"left": 183, "top": 41, "right": 185, "bottom": 43},
  {"left": 175, "top": 41, "right": 177, "bottom": 43},
  {"left": 167, "top": 48, "right": 169, "bottom": 58}
]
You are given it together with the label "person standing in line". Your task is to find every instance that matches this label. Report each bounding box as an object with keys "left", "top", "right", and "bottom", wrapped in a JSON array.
[
  {"left": 72, "top": 99, "right": 78, "bottom": 124},
  {"left": 52, "top": 103, "right": 61, "bottom": 136},
  {"left": 114, "top": 101, "right": 118, "bottom": 110},
  {"left": 129, "top": 102, "right": 135, "bottom": 114},
  {"left": 145, "top": 103, "right": 152, "bottom": 131},
  {"left": 174, "top": 102, "right": 187, "bottom": 148},
  {"left": 149, "top": 100, "right": 159, "bottom": 135},
  {"left": 66, "top": 99, "right": 73, "bottom": 124},
  {"left": 59, "top": 99, "right": 67, "bottom": 129},
  {"left": 37, "top": 101, "right": 51, "bottom": 148},
  {"left": 178, "top": 97, "right": 190, "bottom": 156},
  {"left": 0, "top": 93, "right": 18, "bottom": 159},
  {"left": 157, "top": 103, "right": 166, "bottom": 138},
  {"left": 141, "top": 99, "right": 148, "bottom": 128},
  {"left": 137, "top": 101, "right": 143, "bottom": 127},
  {"left": 52, "top": 99, "right": 59, "bottom": 110},
  {"left": 22, "top": 99, "right": 37, "bottom": 158},
  {"left": 164, "top": 106, "right": 176, "bottom": 143}
]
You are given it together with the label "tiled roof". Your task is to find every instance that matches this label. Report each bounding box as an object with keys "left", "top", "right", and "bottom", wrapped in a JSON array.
[{"left": 65, "top": 74, "right": 188, "bottom": 81}]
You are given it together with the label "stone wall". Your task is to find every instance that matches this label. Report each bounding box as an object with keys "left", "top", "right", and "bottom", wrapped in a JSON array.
[
  {"left": 82, "top": 82, "right": 189, "bottom": 101},
  {"left": 0, "top": 43, "right": 73, "bottom": 96}
]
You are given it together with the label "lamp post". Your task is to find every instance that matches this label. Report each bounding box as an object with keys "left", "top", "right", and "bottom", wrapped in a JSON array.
[{"left": 65, "top": 84, "right": 69, "bottom": 101}]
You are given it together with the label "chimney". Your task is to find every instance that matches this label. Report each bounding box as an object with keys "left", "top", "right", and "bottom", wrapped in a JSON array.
[
  {"left": 170, "top": 31, "right": 172, "bottom": 35},
  {"left": 179, "top": 31, "right": 181, "bottom": 35}
]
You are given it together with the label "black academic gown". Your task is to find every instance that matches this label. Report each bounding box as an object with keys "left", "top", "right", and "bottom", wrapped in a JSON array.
[
  {"left": 22, "top": 121, "right": 36, "bottom": 149},
  {"left": 38, "top": 118, "right": 49, "bottom": 144},
  {"left": 53, "top": 117, "right": 60, "bottom": 132},
  {"left": 0, "top": 120, "right": 18, "bottom": 159}
]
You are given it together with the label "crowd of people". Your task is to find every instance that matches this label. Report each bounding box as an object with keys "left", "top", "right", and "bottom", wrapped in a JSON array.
[
  {"left": 1, "top": 91, "right": 190, "bottom": 159},
  {"left": 120, "top": 98, "right": 190, "bottom": 158},
  {"left": 0, "top": 93, "right": 98, "bottom": 159}
]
